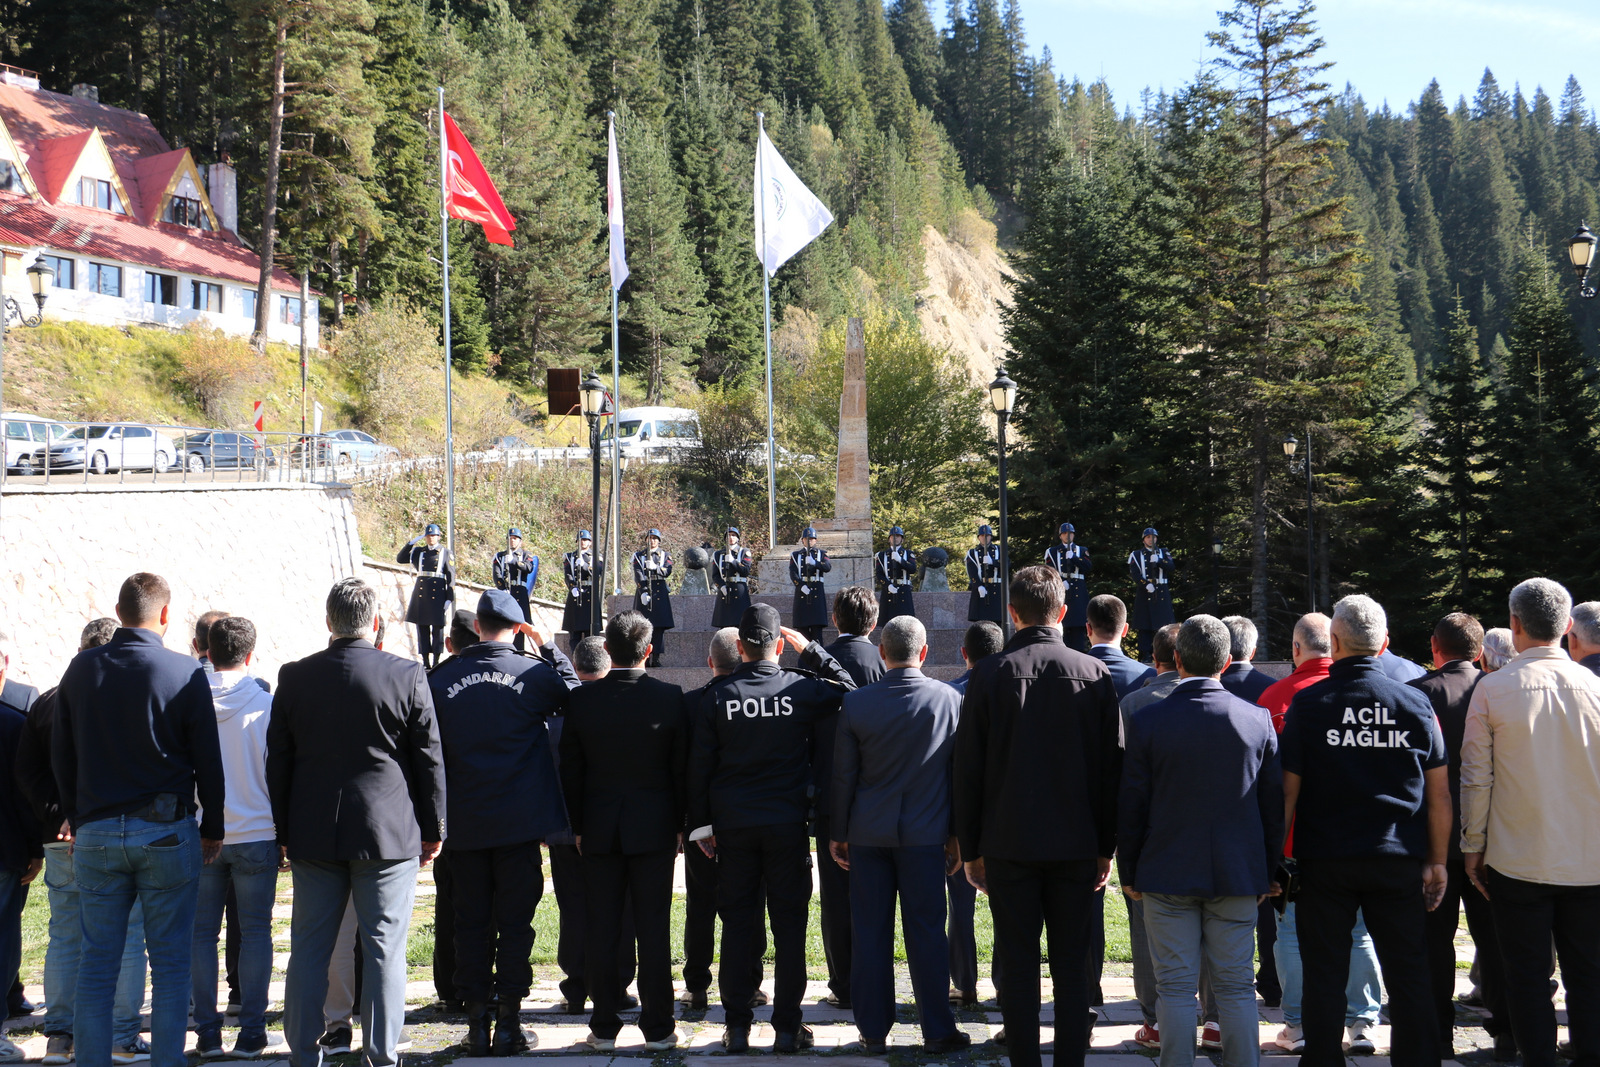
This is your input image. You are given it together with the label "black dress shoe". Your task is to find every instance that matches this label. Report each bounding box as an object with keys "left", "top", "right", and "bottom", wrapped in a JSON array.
[
  {"left": 618, "top": 993, "right": 640, "bottom": 1010},
  {"left": 721, "top": 1027, "right": 750, "bottom": 1053},
  {"left": 492, "top": 1001, "right": 530, "bottom": 1055},
  {"left": 925, "top": 1032, "right": 972, "bottom": 1055},
  {"left": 773, "top": 1025, "right": 815, "bottom": 1053},
  {"left": 750, "top": 989, "right": 770, "bottom": 1008},
  {"left": 8, "top": 997, "right": 37, "bottom": 1018},
  {"left": 463, "top": 1002, "right": 493, "bottom": 1057}
]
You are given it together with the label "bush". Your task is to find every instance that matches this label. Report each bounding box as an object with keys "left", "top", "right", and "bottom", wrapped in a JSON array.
[{"left": 173, "top": 325, "right": 266, "bottom": 423}]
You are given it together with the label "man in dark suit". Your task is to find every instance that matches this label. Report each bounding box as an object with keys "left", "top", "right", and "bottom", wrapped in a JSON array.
[
  {"left": 948, "top": 622, "right": 1004, "bottom": 697},
  {"left": 954, "top": 567, "right": 1122, "bottom": 1067},
  {"left": 946, "top": 620, "right": 1004, "bottom": 1005},
  {"left": 830, "top": 615, "right": 970, "bottom": 1055},
  {"left": 1219, "top": 616, "right": 1274, "bottom": 703},
  {"left": 560, "top": 610, "right": 688, "bottom": 1053},
  {"left": 268, "top": 578, "right": 446, "bottom": 1067},
  {"left": 1409, "top": 612, "right": 1501, "bottom": 1056},
  {"left": 813, "top": 586, "right": 884, "bottom": 1010},
  {"left": 1120, "top": 615, "right": 1284, "bottom": 1067},
  {"left": 1085, "top": 594, "right": 1156, "bottom": 699}
]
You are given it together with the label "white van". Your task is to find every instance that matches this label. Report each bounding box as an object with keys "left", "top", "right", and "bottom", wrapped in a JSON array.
[
  {"left": 599, "top": 406, "right": 701, "bottom": 461},
  {"left": 3, "top": 412, "right": 68, "bottom": 472}
]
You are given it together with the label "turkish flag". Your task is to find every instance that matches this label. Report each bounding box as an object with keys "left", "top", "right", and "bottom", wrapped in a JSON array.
[{"left": 444, "top": 112, "right": 516, "bottom": 247}]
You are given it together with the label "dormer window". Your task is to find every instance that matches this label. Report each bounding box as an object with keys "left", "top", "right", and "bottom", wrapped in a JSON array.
[
  {"left": 0, "top": 161, "right": 23, "bottom": 195},
  {"left": 164, "top": 195, "right": 209, "bottom": 230},
  {"left": 76, "top": 176, "right": 122, "bottom": 213}
]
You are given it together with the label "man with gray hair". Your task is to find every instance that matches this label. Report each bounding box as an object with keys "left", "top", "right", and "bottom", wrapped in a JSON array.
[
  {"left": 1567, "top": 600, "right": 1600, "bottom": 676},
  {"left": 1462, "top": 578, "right": 1600, "bottom": 1067},
  {"left": 1219, "top": 616, "right": 1273, "bottom": 703},
  {"left": 1280, "top": 594, "right": 1450, "bottom": 1067},
  {"left": 829, "top": 615, "right": 968, "bottom": 1055}
]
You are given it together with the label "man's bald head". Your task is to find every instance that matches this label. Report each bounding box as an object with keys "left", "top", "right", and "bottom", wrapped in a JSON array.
[{"left": 1291, "top": 613, "right": 1332, "bottom": 667}]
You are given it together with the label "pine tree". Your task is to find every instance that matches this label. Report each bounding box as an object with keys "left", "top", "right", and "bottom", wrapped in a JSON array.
[
  {"left": 574, "top": 0, "right": 668, "bottom": 122},
  {"left": 886, "top": 0, "right": 945, "bottom": 120},
  {"left": 1414, "top": 78, "right": 1456, "bottom": 211},
  {"left": 1444, "top": 119, "right": 1523, "bottom": 353}
]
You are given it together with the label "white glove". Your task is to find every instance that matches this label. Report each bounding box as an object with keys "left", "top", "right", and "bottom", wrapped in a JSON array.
[
  {"left": 977, "top": 585, "right": 987, "bottom": 598},
  {"left": 570, "top": 586, "right": 581, "bottom": 600},
  {"left": 641, "top": 592, "right": 651, "bottom": 606},
  {"left": 801, "top": 584, "right": 810, "bottom": 595},
  {"left": 1146, "top": 582, "right": 1155, "bottom": 593}
]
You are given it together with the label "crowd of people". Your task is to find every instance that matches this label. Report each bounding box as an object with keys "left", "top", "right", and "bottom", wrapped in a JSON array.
[{"left": 0, "top": 565, "right": 1595, "bottom": 1067}]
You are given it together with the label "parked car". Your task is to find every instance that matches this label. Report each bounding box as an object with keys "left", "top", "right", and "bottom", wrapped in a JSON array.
[
  {"left": 3, "top": 412, "right": 68, "bottom": 472},
  {"left": 36, "top": 423, "right": 178, "bottom": 474},
  {"left": 178, "top": 430, "right": 275, "bottom": 472},
  {"left": 291, "top": 429, "right": 400, "bottom": 469},
  {"left": 599, "top": 406, "right": 701, "bottom": 461}
]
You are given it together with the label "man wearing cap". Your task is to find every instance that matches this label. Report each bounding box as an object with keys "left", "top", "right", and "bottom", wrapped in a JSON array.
[
  {"left": 427, "top": 589, "right": 573, "bottom": 1055},
  {"left": 1046, "top": 523, "right": 1094, "bottom": 652},
  {"left": 493, "top": 528, "right": 540, "bottom": 651},
  {"left": 790, "top": 528, "right": 833, "bottom": 643},
  {"left": 398, "top": 523, "right": 455, "bottom": 668},
  {"left": 875, "top": 527, "right": 917, "bottom": 621},
  {"left": 1127, "top": 528, "right": 1177, "bottom": 662},
  {"left": 632, "top": 531, "right": 675, "bottom": 668},
  {"left": 563, "top": 531, "right": 603, "bottom": 653},
  {"left": 688, "top": 604, "right": 857, "bottom": 1053},
  {"left": 965, "top": 525, "right": 1004, "bottom": 625},
  {"left": 711, "top": 528, "right": 753, "bottom": 628}
]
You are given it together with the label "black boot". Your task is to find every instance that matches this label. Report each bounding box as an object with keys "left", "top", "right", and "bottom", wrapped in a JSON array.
[
  {"left": 493, "top": 1000, "right": 530, "bottom": 1055},
  {"left": 464, "top": 1002, "right": 492, "bottom": 1056}
]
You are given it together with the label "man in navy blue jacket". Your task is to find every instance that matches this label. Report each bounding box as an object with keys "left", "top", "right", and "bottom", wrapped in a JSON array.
[
  {"left": 1085, "top": 595, "right": 1156, "bottom": 699},
  {"left": 1219, "top": 616, "right": 1275, "bottom": 704},
  {"left": 1120, "top": 615, "right": 1283, "bottom": 1067}
]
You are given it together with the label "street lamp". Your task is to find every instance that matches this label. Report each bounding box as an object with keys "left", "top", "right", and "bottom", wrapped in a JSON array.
[
  {"left": 2, "top": 257, "right": 53, "bottom": 499},
  {"left": 1281, "top": 430, "right": 1314, "bottom": 612},
  {"left": 580, "top": 373, "right": 607, "bottom": 634},
  {"left": 989, "top": 366, "right": 1017, "bottom": 631},
  {"left": 1568, "top": 222, "right": 1598, "bottom": 299}
]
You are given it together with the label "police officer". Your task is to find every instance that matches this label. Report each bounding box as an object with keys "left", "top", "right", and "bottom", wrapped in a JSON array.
[
  {"left": 398, "top": 522, "right": 455, "bottom": 668},
  {"left": 632, "top": 530, "right": 675, "bottom": 667},
  {"left": 1126, "top": 527, "right": 1176, "bottom": 661},
  {"left": 688, "top": 604, "right": 857, "bottom": 1054},
  {"left": 563, "top": 530, "right": 603, "bottom": 652},
  {"left": 789, "top": 528, "right": 832, "bottom": 642},
  {"left": 426, "top": 589, "right": 572, "bottom": 1055},
  {"left": 710, "top": 527, "right": 753, "bottom": 628},
  {"left": 493, "top": 527, "right": 540, "bottom": 650},
  {"left": 965, "top": 525, "right": 1004, "bottom": 624},
  {"left": 1045, "top": 523, "right": 1093, "bottom": 652},
  {"left": 875, "top": 526, "right": 917, "bottom": 621}
]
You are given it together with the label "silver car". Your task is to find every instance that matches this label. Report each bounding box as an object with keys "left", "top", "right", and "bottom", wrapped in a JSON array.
[{"left": 37, "top": 424, "right": 178, "bottom": 474}]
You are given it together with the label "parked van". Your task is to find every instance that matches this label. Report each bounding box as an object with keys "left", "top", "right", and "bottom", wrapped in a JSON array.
[
  {"left": 598, "top": 406, "right": 701, "bottom": 461},
  {"left": 2, "top": 411, "right": 67, "bottom": 473}
]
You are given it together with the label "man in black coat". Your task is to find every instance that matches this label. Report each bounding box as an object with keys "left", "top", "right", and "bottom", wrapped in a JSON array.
[
  {"left": 789, "top": 528, "right": 833, "bottom": 642},
  {"left": 560, "top": 611, "right": 688, "bottom": 1053},
  {"left": 428, "top": 589, "right": 572, "bottom": 1054},
  {"left": 954, "top": 566, "right": 1123, "bottom": 1067},
  {"left": 268, "top": 578, "right": 447, "bottom": 1067},
  {"left": 1220, "top": 615, "right": 1275, "bottom": 703}
]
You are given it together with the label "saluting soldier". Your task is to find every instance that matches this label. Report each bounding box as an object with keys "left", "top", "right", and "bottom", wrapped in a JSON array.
[
  {"left": 789, "top": 527, "right": 833, "bottom": 642},
  {"left": 1126, "top": 526, "right": 1177, "bottom": 661},
  {"left": 398, "top": 522, "right": 455, "bottom": 668},
  {"left": 874, "top": 526, "right": 917, "bottom": 621},
  {"left": 965, "top": 524, "right": 1004, "bottom": 624},
  {"left": 493, "top": 526, "right": 540, "bottom": 650},
  {"left": 1044, "top": 522, "right": 1093, "bottom": 651},
  {"left": 562, "top": 529, "right": 603, "bottom": 652},
  {"left": 711, "top": 527, "right": 753, "bottom": 628},
  {"left": 632, "top": 529, "right": 675, "bottom": 667}
]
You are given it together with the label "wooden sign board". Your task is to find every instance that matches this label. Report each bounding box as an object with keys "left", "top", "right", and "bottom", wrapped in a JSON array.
[{"left": 547, "top": 368, "right": 581, "bottom": 416}]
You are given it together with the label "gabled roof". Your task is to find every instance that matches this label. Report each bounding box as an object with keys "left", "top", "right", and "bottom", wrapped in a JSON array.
[
  {"left": 131, "top": 147, "right": 190, "bottom": 225},
  {"left": 30, "top": 129, "right": 91, "bottom": 203},
  {"left": 0, "top": 114, "right": 38, "bottom": 198},
  {"left": 0, "top": 82, "right": 169, "bottom": 183}
]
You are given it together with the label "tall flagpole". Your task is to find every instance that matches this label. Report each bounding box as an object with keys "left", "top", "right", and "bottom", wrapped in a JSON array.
[
  {"left": 609, "top": 113, "right": 622, "bottom": 597},
  {"left": 438, "top": 86, "right": 457, "bottom": 553},
  {"left": 758, "top": 112, "right": 776, "bottom": 550}
]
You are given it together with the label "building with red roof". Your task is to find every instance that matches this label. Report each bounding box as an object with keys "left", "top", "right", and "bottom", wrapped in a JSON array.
[{"left": 0, "top": 66, "right": 317, "bottom": 348}]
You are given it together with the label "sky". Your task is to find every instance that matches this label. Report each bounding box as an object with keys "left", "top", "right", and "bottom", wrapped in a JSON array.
[{"left": 1019, "top": 0, "right": 1600, "bottom": 116}]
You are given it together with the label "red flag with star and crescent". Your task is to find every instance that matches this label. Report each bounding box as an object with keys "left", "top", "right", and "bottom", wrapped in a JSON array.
[{"left": 443, "top": 112, "right": 516, "bottom": 247}]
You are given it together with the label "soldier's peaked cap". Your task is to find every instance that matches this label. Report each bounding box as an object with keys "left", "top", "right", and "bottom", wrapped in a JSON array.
[
  {"left": 425, "top": 523, "right": 443, "bottom": 536},
  {"left": 802, "top": 526, "right": 817, "bottom": 538},
  {"left": 1143, "top": 527, "right": 1158, "bottom": 537},
  {"left": 1059, "top": 522, "right": 1075, "bottom": 534},
  {"left": 726, "top": 526, "right": 740, "bottom": 536},
  {"left": 977, "top": 524, "right": 994, "bottom": 537},
  {"left": 890, "top": 525, "right": 905, "bottom": 537},
  {"left": 508, "top": 527, "right": 523, "bottom": 538},
  {"left": 647, "top": 528, "right": 662, "bottom": 539},
  {"left": 578, "top": 529, "right": 592, "bottom": 541}
]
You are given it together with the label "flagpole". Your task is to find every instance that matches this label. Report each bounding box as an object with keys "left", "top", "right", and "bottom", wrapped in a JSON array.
[
  {"left": 438, "top": 85, "right": 456, "bottom": 556},
  {"left": 609, "top": 112, "right": 622, "bottom": 598},
  {"left": 758, "top": 112, "right": 776, "bottom": 551}
]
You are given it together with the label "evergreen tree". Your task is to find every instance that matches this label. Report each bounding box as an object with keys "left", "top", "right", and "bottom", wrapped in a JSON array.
[
  {"left": 1414, "top": 78, "right": 1456, "bottom": 211},
  {"left": 886, "top": 0, "right": 946, "bottom": 120}
]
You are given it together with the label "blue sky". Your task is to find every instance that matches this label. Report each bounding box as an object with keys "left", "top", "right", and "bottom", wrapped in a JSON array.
[{"left": 1018, "top": 0, "right": 1600, "bottom": 116}]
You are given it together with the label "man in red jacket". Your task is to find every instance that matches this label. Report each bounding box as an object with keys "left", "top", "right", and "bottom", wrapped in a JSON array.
[{"left": 1258, "top": 613, "right": 1332, "bottom": 727}]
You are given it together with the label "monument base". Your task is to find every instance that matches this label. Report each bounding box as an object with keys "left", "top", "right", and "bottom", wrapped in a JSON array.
[{"left": 756, "top": 518, "right": 874, "bottom": 593}]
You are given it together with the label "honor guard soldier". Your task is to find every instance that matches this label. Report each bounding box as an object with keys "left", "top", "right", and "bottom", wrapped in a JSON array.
[
  {"left": 1127, "top": 527, "right": 1176, "bottom": 661},
  {"left": 711, "top": 527, "right": 753, "bottom": 628},
  {"left": 965, "top": 524, "right": 1005, "bottom": 624},
  {"left": 789, "top": 527, "right": 833, "bottom": 642},
  {"left": 631, "top": 530, "right": 675, "bottom": 667},
  {"left": 875, "top": 526, "right": 917, "bottom": 621},
  {"left": 563, "top": 530, "right": 603, "bottom": 652},
  {"left": 398, "top": 522, "right": 455, "bottom": 668},
  {"left": 493, "top": 527, "right": 540, "bottom": 650},
  {"left": 1045, "top": 523, "right": 1093, "bottom": 651}
]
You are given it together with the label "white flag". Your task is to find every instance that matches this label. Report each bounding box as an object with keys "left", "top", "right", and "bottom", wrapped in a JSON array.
[
  {"left": 607, "top": 116, "right": 629, "bottom": 291},
  {"left": 753, "top": 127, "right": 834, "bottom": 276}
]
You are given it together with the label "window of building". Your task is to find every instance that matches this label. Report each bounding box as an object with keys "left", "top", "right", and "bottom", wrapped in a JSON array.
[
  {"left": 0, "top": 161, "right": 24, "bottom": 195},
  {"left": 280, "top": 296, "right": 302, "bottom": 325},
  {"left": 190, "top": 280, "right": 222, "bottom": 312},
  {"left": 144, "top": 271, "right": 177, "bottom": 306},
  {"left": 239, "top": 287, "right": 258, "bottom": 319},
  {"left": 77, "top": 177, "right": 123, "bottom": 213},
  {"left": 163, "top": 195, "right": 210, "bottom": 230},
  {"left": 40, "top": 255, "right": 74, "bottom": 290},
  {"left": 87, "top": 262, "right": 122, "bottom": 297}
]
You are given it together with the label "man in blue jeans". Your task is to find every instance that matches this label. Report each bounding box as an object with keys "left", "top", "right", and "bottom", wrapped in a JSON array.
[
  {"left": 1273, "top": 904, "right": 1383, "bottom": 1052},
  {"left": 193, "top": 617, "right": 284, "bottom": 1059},
  {"left": 51, "top": 573, "right": 226, "bottom": 1067}
]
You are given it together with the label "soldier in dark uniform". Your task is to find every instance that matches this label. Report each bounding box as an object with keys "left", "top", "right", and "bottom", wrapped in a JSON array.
[
  {"left": 398, "top": 522, "right": 455, "bottom": 668},
  {"left": 562, "top": 530, "right": 603, "bottom": 652},
  {"left": 874, "top": 526, "right": 917, "bottom": 621},
  {"left": 492, "top": 527, "right": 539, "bottom": 651},
  {"left": 1126, "top": 526, "right": 1176, "bottom": 661},
  {"left": 710, "top": 528, "right": 753, "bottom": 628},
  {"left": 965, "top": 524, "right": 1004, "bottom": 624},
  {"left": 789, "top": 527, "right": 832, "bottom": 642},
  {"left": 1045, "top": 522, "right": 1093, "bottom": 652},
  {"left": 631, "top": 529, "right": 675, "bottom": 667}
]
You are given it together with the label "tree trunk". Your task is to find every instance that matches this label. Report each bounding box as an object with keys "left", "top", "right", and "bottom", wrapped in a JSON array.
[
  {"left": 328, "top": 236, "right": 343, "bottom": 327},
  {"left": 1250, "top": 418, "right": 1270, "bottom": 652},
  {"left": 252, "top": 15, "right": 288, "bottom": 352}
]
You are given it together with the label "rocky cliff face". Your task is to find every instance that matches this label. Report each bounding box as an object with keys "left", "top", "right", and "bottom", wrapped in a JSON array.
[{"left": 916, "top": 223, "right": 1013, "bottom": 386}]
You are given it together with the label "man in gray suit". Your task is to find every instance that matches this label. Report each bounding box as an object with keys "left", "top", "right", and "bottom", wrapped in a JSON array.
[
  {"left": 829, "top": 616, "right": 970, "bottom": 1056},
  {"left": 1121, "top": 624, "right": 1182, "bottom": 718}
]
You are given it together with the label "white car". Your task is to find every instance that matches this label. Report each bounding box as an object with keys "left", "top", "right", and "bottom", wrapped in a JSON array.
[
  {"left": 3, "top": 412, "right": 68, "bottom": 472},
  {"left": 36, "top": 423, "right": 178, "bottom": 474},
  {"left": 598, "top": 406, "right": 701, "bottom": 461}
]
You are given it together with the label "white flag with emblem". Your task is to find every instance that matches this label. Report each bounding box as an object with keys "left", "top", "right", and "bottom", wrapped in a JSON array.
[
  {"left": 607, "top": 115, "right": 629, "bottom": 291},
  {"left": 753, "top": 127, "right": 834, "bottom": 276}
]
